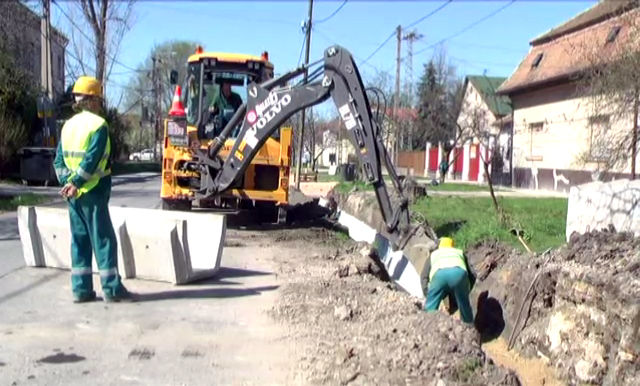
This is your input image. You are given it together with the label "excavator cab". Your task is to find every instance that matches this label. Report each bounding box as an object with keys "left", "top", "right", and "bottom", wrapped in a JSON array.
[{"left": 161, "top": 47, "right": 292, "bottom": 222}]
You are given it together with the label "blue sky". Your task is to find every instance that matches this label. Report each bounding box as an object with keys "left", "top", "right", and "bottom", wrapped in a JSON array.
[{"left": 49, "top": 0, "right": 597, "bottom": 111}]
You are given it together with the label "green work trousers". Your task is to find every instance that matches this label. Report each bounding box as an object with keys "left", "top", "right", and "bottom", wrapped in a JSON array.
[
  {"left": 425, "top": 267, "right": 474, "bottom": 324},
  {"left": 68, "top": 182, "right": 126, "bottom": 300}
]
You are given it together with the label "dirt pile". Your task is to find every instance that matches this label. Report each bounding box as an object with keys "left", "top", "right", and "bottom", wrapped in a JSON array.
[
  {"left": 471, "top": 229, "right": 640, "bottom": 386},
  {"left": 269, "top": 237, "right": 521, "bottom": 385}
]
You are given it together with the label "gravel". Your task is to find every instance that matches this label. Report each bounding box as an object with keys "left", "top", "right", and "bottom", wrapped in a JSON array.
[
  {"left": 268, "top": 228, "right": 521, "bottom": 386},
  {"left": 469, "top": 228, "right": 640, "bottom": 386}
]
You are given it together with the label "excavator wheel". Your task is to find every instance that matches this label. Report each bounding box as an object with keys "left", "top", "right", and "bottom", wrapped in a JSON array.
[{"left": 277, "top": 205, "right": 288, "bottom": 225}]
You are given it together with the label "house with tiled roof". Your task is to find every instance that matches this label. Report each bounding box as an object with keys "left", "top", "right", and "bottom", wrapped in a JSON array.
[
  {"left": 496, "top": 0, "right": 640, "bottom": 192},
  {"left": 454, "top": 75, "right": 512, "bottom": 184}
]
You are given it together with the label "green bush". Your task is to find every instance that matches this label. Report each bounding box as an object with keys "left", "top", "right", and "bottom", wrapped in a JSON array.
[
  {"left": 0, "top": 107, "right": 28, "bottom": 178},
  {"left": 0, "top": 53, "right": 39, "bottom": 178}
]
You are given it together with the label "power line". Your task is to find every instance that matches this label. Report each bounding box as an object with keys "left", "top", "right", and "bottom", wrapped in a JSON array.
[
  {"left": 412, "top": 0, "right": 516, "bottom": 58},
  {"left": 404, "top": 0, "right": 453, "bottom": 30},
  {"left": 314, "top": 0, "right": 348, "bottom": 24},
  {"left": 151, "top": 3, "right": 298, "bottom": 26},
  {"left": 52, "top": 1, "right": 141, "bottom": 73},
  {"left": 360, "top": 31, "right": 396, "bottom": 66},
  {"left": 297, "top": 35, "right": 306, "bottom": 67},
  {"left": 65, "top": 48, "right": 149, "bottom": 92},
  {"left": 312, "top": 28, "right": 380, "bottom": 71},
  {"left": 359, "top": 1, "right": 451, "bottom": 66}
]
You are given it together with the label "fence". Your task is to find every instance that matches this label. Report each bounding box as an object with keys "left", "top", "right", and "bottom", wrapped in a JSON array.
[{"left": 395, "top": 141, "right": 510, "bottom": 185}]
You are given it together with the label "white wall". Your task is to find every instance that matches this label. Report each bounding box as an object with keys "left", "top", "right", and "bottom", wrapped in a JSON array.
[
  {"left": 511, "top": 82, "right": 636, "bottom": 175},
  {"left": 457, "top": 82, "right": 501, "bottom": 140}
]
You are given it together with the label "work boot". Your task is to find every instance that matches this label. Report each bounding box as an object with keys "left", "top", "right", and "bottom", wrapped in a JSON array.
[
  {"left": 73, "top": 291, "right": 97, "bottom": 303},
  {"left": 103, "top": 288, "right": 136, "bottom": 303}
]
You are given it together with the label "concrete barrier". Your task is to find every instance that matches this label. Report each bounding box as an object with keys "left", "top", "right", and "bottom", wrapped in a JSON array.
[
  {"left": 318, "top": 197, "right": 428, "bottom": 299},
  {"left": 17, "top": 205, "right": 226, "bottom": 284},
  {"left": 566, "top": 179, "right": 640, "bottom": 241}
]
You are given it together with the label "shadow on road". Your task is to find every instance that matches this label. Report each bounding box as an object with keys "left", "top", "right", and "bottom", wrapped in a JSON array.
[
  {"left": 132, "top": 284, "right": 279, "bottom": 302},
  {"left": 183, "top": 267, "right": 274, "bottom": 286},
  {"left": 111, "top": 173, "right": 161, "bottom": 187},
  {"left": 0, "top": 270, "right": 65, "bottom": 305},
  {"left": 0, "top": 217, "right": 19, "bottom": 241}
]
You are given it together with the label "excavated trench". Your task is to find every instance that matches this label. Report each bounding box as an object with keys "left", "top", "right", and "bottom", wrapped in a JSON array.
[
  {"left": 468, "top": 229, "right": 640, "bottom": 386},
  {"left": 290, "top": 187, "right": 640, "bottom": 385}
]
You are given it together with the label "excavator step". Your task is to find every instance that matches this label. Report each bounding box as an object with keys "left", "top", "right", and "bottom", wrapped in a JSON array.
[{"left": 17, "top": 205, "right": 226, "bottom": 284}]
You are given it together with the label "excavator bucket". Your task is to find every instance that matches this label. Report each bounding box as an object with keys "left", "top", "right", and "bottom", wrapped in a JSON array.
[
  {"left": 321, "top": 189, "right": 437, "bottom": 299},
  {"left": 17, "top": 205, "right": 226, "bottom": 284}
]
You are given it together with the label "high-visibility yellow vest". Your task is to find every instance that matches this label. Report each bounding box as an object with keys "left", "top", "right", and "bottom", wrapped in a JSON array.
[
  {"left": 61, "top": 110, "right": 111, "bottom": 197},
  {"left": 429, "top": 247, "right": 467, "bottom": 281}
]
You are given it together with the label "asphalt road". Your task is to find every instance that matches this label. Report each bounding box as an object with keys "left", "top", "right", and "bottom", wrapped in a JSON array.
[{"left": 0, "top": 173, "right": 300, "bottom": 385}]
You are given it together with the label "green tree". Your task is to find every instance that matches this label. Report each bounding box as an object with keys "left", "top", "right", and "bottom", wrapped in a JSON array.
[
  {"left": 123, "top": 39, "right": 203, "bottom": 119},
  {"left": 416, "top": 47, "right": 463, "bottom": 149},
  {"left": 101, "top": 106, "right": 132, "bottom": 161}
]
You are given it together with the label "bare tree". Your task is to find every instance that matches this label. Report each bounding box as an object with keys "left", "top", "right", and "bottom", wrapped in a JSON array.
[
  {"left": 309, "top": 110, "right": 341, "bottom": 170},
  {"left": 573, "top": 6, "right": 640, "bottom": 178},
  {"left": 457, "top": 96, "right": 503, "bottom": 220},
  {"left": 57, "top": 0, "right": 137, "bottom": 102}
]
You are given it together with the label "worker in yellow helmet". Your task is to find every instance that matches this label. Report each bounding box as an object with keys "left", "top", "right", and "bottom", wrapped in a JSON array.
[
  {"left": 53, "top": 76, "right": 133, "bottom": 303},
  {"left": 423, "top": 237, "right": 476, "bottom": 324}
]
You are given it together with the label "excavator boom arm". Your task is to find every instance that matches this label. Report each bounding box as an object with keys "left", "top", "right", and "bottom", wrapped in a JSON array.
[{"left": 193, "top": 45, "right": 417, "bottom": 247}]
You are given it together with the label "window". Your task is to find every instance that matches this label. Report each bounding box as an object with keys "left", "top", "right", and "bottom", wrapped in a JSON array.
[
  {"left": 526, "top": 122, "right": 544, "bottom": 161},
  {"left": 531, "top": 53, "right": 544, "bottom": 69},
  {"left": 588, "top": 115, "right": 611, "bottom": 161},
  {"left": 606, "top": 26, "right": 621, "bottom": 44}
]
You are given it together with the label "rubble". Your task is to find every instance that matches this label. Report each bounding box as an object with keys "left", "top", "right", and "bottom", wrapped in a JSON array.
[
  {"left": 268, "top": 229, "right": 521, "bottom": 385},
  {"left": 470, "top": 229, "right": 640, "bottom": 386},
  {"left": 291, "top": 185, "right": 639, "bottom": 384}
]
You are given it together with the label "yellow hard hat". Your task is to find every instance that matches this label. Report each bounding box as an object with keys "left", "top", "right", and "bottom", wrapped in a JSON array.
[
  {"left": 439, "top": 237, "right": 454, "bottom": 248},
  {"left": 72, "top": 76, "right": 103, "bottom": 98}
]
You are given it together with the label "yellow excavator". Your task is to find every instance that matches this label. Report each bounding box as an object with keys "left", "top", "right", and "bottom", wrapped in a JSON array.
[
  {"left": 160, "top": 46, "right": 292, "bottom": 223},
  {"left": 162, "top": 44, "right": 438, "bottom": 298}
]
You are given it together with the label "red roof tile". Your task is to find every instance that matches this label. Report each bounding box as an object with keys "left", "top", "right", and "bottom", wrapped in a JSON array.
[{"left": 497, "top": 1, "right": 640, "bottom": 95}]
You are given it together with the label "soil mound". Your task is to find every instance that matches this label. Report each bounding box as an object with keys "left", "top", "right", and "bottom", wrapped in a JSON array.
[
  {"left": 473, "top": 229, "right": 640, "bottom": 385},
  {"left": 270, "top": 242, "right": 521, "bottom": 385}
]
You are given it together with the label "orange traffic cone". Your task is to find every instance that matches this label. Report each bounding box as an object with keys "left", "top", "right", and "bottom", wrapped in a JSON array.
[{"left": 169, "top": 85, "right": 186, "bottom": 117}]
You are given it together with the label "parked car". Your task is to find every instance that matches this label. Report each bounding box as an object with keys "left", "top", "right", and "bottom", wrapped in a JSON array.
[{"left": 129, "top": 149, "right": 154, "bottom": 162}]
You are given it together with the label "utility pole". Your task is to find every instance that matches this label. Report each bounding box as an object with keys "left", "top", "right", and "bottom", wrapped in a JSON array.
[
  {"left": 294, "top": 0, "right": 313, "bottom": 189},
  {"left": 152, "top": 56, "right": 161, "bottom": 161},
  {"left": 402, "top": 30, "right": 422, "bottom": 151},
  {"left": 633, "top": 87, "right": 639, "bottom": 179},
  {"left": 402, "top": 30, "right": 423, "bottom": 108},
  {"left": 393, "top": 25, "right": 402, "bottom": 164},
  {"left": 40, "top": 0, "right": 54, "bottom": 146}
]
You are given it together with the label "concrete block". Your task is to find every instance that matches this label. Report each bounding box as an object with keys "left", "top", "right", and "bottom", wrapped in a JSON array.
[
  {"left": 17, "top": 207, "right": 132, "bottom": 278},
  {"left": 336, "top": 211, "right": 377, "bottom": 244},
  {"left": 319, "top": 196, "right": 426, "bottom": 299},
  {"left": 118, "top": 215, "right": 186, "bottom": 283},
  {"left": 17, "top": 205, "right": 226, "bottom": 285},
  {"left": 372, "top": 233, "right": 424, "bottom": 298},
  {"left": 17, "top": 206, "right": 44, "bottom": 267},
  {"left": 566, "top": 179, "right": 640, "bottom": 241},
  {"left": 108, "top": 207, "right": 226, "bottom": 283}
]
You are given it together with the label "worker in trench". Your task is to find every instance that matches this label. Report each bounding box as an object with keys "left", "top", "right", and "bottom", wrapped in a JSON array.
[
  {"left": 53, "top": 75, "right": 133, "bottom": 303},
  {"left": 423, "top": 237, "right": 476, "bottom": 324}
]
